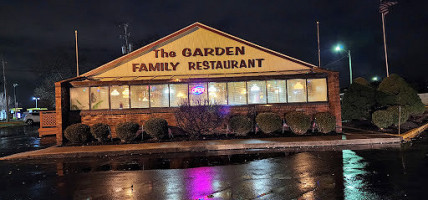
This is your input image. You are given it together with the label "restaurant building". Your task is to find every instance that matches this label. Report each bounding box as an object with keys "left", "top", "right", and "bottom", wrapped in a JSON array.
[{"left": 54, "top": 22, "right": 341, "bottom": 144}]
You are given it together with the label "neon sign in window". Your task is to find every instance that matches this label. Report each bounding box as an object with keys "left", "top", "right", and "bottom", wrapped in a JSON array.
[{"left": 191, "top": 86, "right": 205, "bottom": 95}]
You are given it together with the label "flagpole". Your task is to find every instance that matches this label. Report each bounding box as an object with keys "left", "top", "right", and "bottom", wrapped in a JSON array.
[
  {"left": 317, "top": 21, "right": 321, "bottom": 68},
  {"left": 75, "top": 30, "right": 79, "bottom": 77},
  {"left": 381, "top": 12, "right": 390, "bottom": 77}
]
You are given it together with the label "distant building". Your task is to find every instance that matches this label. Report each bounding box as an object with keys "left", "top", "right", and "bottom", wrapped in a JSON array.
[{"left": 54, "top": 22, "right": 342, "bottom": 144}]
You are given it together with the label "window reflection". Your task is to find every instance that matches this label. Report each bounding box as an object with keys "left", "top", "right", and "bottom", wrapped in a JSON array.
[
  {"left": 208, "top": 82, "right": 227, "bottom": 105},
  {"left": 130, "top": 85, "right": 150, "bottom": 108},
  {"left": 170, "top": 84, "right": 188, "bottom": 107},
  {"left": 247, "top": 80, "right": 266, "bottom": 104},
  {"left": 70, "top": 87, "right": 89, "bottom": 110},
  {"left": 287, "top": 79, "right": 307, "bottom": 103},
  {"left": 267, "top": 80, "right": 286, "bottom": 103},
  {"left": 150, "top": 84, "right": 169, "bottom": 107},
  {"left": 90, "top": 86, "right": 109, "bottom": 110},
  {"left": 110, "top": 85, "right": 129, "bottom": 109},
  {"left": 307, "top": 79, "right": 327, "bottom": 102},
  {"left": 228, "top": 82, "right": 247, "bottom": 105}
]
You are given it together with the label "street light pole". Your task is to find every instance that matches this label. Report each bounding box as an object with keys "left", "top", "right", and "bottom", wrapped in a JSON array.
[
  {"left": 13, "top": 83, "right": 18, "bottom": 119},
  {"left": 32, "top": 97, "right": 40, "bottom": 108},
  {"left": 347, "top": 50, "right": 352, "bottom": 84}
]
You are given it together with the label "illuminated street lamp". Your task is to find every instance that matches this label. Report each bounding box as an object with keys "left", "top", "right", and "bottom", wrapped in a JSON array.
[
  {"left": 334, "top": 44, "right": 353, "bottom": 84},
  {"left": 32, "top": 97, "right": 40, "bottom": 108}
]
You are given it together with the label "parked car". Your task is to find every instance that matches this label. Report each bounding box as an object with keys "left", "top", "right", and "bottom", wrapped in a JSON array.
[{"left": 23, "top": 111, "right": 40, "bottom": 125}]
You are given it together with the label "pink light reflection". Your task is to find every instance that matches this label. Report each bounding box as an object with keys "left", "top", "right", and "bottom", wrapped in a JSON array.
[{"left": 186, "top": 167, "right": 216, "bottom": 200}]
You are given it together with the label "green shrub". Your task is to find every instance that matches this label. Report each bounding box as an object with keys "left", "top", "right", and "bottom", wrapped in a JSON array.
[
  {"left": 116, "top": 122, "right": 140, "bottom": 142},
  {"left": 256, "top": 113, "right": 282, "bottom": 134},
  {"left": 372, "top": 110, "right": 393, "bottom": 129},
  {"left": 229, "top": 115, "right": 252, "bottom": 136},
  {"left": 90, "top": 123, "right": 110, "bottom": 142},
  {"left": 64, "top": 123, "right": 90, "bottom": 143},
  {"left": 285, "top": 111, "right": 311, "bottom": 135},
  {"left": 144, "top": 118, "right": 168, "bottom": 140},
  {"left": 342, "top": 77, "right": 376, "bottom": 120},
  {"left": 377, "top": 74, "right": 425, "bottom": 116},
  {"left": 315, "top": 112, "right": 336, "bottom": 134},
  {"left": 387, "top": 106, "right": 410, "bottom": 126}
]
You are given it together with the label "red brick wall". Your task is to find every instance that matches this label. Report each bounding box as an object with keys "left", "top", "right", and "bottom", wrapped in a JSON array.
[{"left": 55, "top": 71, "right": 342, "bottom": 144}]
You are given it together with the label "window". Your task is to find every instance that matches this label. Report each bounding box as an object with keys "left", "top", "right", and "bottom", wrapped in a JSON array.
[
  {"left": 189, "top": 83, "right": 208, "bottom": 106},
  {"left": 170, "top": 84, "right": 188, "bottom": 107},
  {"left": 130, "top": 85, "right": 150, "bottom": 108},
  {"left": 287, "top": 79, "right": 307, "bottom": 103},
  {"left": 150, "top": 84, "right": 169, "bottom": 107},
  {"left": 307, "top": 78, "right": 327, "bottom": 102},
  {"left": 208, "top": 82, "right": 227, "bottom": 105},
  {"left": 267, "top": 80, "right": 286, "bottom": 103},
  {"left": 90, "top": 86, "right": 109, "bottom": 109},
  {"left": 110, "top": 85, "right": 130, "bottom": 109},
  {"left": 227, "top": 82, "right": 247, "bottom": 105},
  {"left": 247, "top": 80, "right": 266, "bottom": 104},
  {"left": 70, "top": 87, "right": 89, "bottom": 110}
]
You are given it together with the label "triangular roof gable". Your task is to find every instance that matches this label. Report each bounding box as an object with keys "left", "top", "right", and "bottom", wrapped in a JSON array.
[{"left": 82, "top": 22, "right": 318, "bottom": 78}]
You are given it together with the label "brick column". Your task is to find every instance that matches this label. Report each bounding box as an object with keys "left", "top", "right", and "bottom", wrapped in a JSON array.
[
  {"left": 327, "top": 71, "right": 342, "bottom": 133},
  {"left": 55, "top": 81, "right": 70, "bottom": 145}
]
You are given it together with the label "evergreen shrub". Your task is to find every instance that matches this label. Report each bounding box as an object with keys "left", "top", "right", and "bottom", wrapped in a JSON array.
[
  {"left": 228, "top": 115, "right": 252, "bottom": 136},
  {"left": 285, "top": 111, "right": 311, "bottom": 135},
  {"left": 116, "top": 122, "right": 140, "bottom": 142},
  {"left": 144, "top": 118, "right": 169, "bottom": 140},
  {"left": 90, "top": 123, "right": 110, "bottom": 142},
  {"left": 372, "top": 110, "right": 393, "bottom": 129},
  {"left": 387, "top": 106, "right": 410, "bottom": 126},
  {"left": 64, "top": 123, "right": 90, "bottom": 143},
  {"left": 314, "top": 112, "right": 336, "bottom": 134},
  {"left": 256, "top": 112, "right": 282, "bottom": 134}
]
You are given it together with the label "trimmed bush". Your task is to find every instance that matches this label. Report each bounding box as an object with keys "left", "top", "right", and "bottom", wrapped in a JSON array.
[
  {"left": 256, "top": 113, "right": 282, "bottom": 134},
  {"left": 144, "top": 118, "right": 168, "bottom": 140},
  {"left": 64, "top": 123, "right": 90, "bottom": 143},
  {"left": 229, "top": 115, "right": 252, "bottom": 136},
  {"left": 90, "top": 123, "right": 110, "bottom": 142},
  {"left": 387, "top": 106, "right": 410, "bottom": 126},
  {"left": 372, "top": 110, "right": 393, "bottom": 129},
  {"left": 285, "top": 111, "right": 311, "bottom": 135},
  {"left": 377, "top": 74, "right": 425, "bottom": 115},
  {"left": 342, "top": 77, "right": 376, "bottom": 120},
  {"left": 315, "top": 112, "right": 336, "bottom": 134},
  {"left": 116, "top": 122, "right": 140, "bottom": 142}
]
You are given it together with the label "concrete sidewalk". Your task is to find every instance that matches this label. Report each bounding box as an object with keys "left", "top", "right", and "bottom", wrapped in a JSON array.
[{"left": 0, "top": 132, "right": 401, "bottom": 161}]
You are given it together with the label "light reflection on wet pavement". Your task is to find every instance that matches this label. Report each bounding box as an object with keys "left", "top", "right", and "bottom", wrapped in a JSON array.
[{"left": 1, "top": 126, "right": 428, "bottom": 199}]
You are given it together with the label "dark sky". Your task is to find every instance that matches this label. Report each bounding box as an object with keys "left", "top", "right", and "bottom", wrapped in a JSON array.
[{"left": 0, "top": 0, "right": 427, "bottom": 107}]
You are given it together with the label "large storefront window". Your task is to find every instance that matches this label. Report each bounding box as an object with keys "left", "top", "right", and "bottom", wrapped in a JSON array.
[
  {"left": 90, "top": 86, "right": 109, "bottom": 109},
  {"left": 228, "top": 82, "right": 247, "bottom": 105},
  {"left": 130, "top": 85, "right": 150, "bottom": 108},
  {"left": 110, "top": 85, "right": 129, "bottom": 109},
  {"left": 287, "top": 79, "right": 307, "bottom": 103},
  {"left": 267, "top": 80, "right": 286, "bottom": 103},
  {"left": 208, "top": 82, "right": 227, "bottom": 105},
  {"left": 189, "top": 83, "right": 208, "bottom": 106},
  {"left": 307, "top": 78, "right": 327, "bottom": 102},
  {"left": 70, "top": 87, "right": 89, "bottom": 110},
  {"left": 150, "top": 84, "right": 169, "bottom": 107},
  {"left": 170, "top": 84, "right": 188, "bottom": 107},
  {"left": 247, "top": 80, "right": 266, "bottom": 104}
]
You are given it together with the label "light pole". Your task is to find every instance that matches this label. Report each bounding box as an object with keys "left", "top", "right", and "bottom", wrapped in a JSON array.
[
  {"left": 32, "top": 97, "right": 40, "bottom": 108},
  {"left": 13, "top": 83, "right": 18, "bottom": 119},
  {"left": 334, "top": 44, "right": 353, "bottom": 84}
]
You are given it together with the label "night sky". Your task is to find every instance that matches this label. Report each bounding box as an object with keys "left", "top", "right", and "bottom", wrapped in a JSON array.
[{"left": 0, "top": 0, "right": 427, "bottom": 107}]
